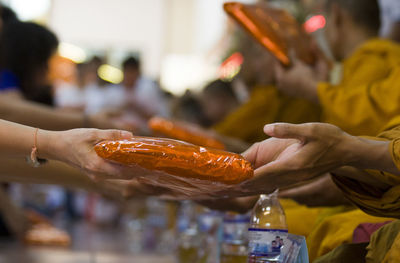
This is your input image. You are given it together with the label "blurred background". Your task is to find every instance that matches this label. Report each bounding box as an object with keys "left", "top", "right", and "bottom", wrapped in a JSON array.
[{"left": 0, "top": 0, "right": 327, "bottom": 262}]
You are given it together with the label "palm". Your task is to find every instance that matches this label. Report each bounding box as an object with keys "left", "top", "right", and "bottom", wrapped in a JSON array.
[{"left": 246, "top": 138, "right": 302, "bottom": 169}]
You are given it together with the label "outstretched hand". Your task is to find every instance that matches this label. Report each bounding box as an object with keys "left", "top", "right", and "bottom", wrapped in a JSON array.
[
  {"left": 238, "top": 123, "right": 355, "bottom": 195},
  {"left": 43, "top": 128, "right": 146, "bottom": 181}
]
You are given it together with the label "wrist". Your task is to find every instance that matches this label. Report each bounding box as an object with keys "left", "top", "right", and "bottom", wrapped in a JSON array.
[
  {"left": 36, "top": 129, "right": 63, "bottom": 161},
  {"left": 344, "top": 135, "right": 391, "bottom": 170}
]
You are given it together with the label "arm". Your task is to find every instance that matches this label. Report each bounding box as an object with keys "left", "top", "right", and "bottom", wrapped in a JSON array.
[
  {"left": 0, "top": 159, "right": 169, "bottom": 201},
  {"left": 0, "top": 93, "right": 129, "bottom": 130},
  {"left": 0, "top": 159, "right": 95, "bottom": 191},
  {"left": 238, "top": 123, "right": 397, "bottom": 196},
  {"left": 198, "top": 196, "right": 258, "bottom": 214},
  {"left": 0, "top": 119, "right": 142, "bottom": 181}
]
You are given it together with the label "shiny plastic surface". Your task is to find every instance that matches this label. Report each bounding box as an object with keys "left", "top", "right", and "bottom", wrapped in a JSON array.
[
  {"left": 95, "top": 137, "right": 253, "bottom": 187},
  {"left": 148, "top": 117, "right": 225, "bottom": 150},
  {"left": 224, "top": 2, "right": 315, "bottom": 66}
]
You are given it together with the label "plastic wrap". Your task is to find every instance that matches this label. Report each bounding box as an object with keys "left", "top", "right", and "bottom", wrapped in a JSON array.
[
  {"left": 148, "top": 117, "right": 225, "bottom": 150},
  {"left": 224, "top": 2, "right": 315, "bottom": 66},
  {"left": 94, "top": 137, "right": 253, "bottom": 199}
]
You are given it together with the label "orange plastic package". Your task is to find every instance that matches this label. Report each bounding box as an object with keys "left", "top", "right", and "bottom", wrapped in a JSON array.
[
  {"left": 94, "top": 137, "right": 253, "bottom": 199},
  {"left": 224, "top": 2, "right": 315, "bottom": 66},
  {"left": 148, "top": 116, "right": 225, "bottom": 150}
]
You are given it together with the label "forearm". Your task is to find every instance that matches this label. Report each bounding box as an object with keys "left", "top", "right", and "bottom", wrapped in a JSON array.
[
  {"left": 0, "top": 95, "right": 85, "bottom": 130},
  {"left": 0, "top": 119, "right": 59, "bottom": 161},
  {"left": 0, "top": 159, "right": 96, "bottom": 192},
  {"left": 198, "top": 196, "right": 257, "bottom": 214},
  {"left": 341, "top": 135, "right": 398, "bottom": 175}
]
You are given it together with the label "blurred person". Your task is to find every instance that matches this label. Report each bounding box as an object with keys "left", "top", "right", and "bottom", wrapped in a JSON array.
[
  {"left": 220, "top": 0, "right": 400, "bottom": 256},
  {"left": 200, "top": 79, "right": 239, "bottom": 126},
  {"left": 83, "top": 56, "right": 113, "bottom": 114},
  {"left": 275, "top": 0, "right": 400, "bottom": 137},
  {"left": 0, "top": 21, "right": 130, "bottom": 131},
  {"left": 107, "top": 56, "right": 169, "bottom": 119},
  {"left": 203, "top": 121, "right": 400, "bottom": 261},
  {"left": 51, "top": 56, "right": 84, "bottom": 111},
  {"left": 0, "top": 19, "right": 136, "bottom": 239},
  {"left": 270, "top": 0, "right": 400, "bottom": 247},
  {"left": 171, "top": 90, "right": 208, "bottom": 126},
  {"left": 0, "top": 21, "right": 57, "bottom": 104},
  {"left": 379, "top": 0, "right": 400, "bottom": 41},
  {"left": 272, "top": 0, "right": 400, "bottom": 250},
  {"left": 213, "top": 33, "right": 321, "bottom": 144},
  {"left": 240, "top": 122, "right": 400, "bottom": 262},
  {"left": 0, "top": 5, "right": 18, "bottom": 27}
]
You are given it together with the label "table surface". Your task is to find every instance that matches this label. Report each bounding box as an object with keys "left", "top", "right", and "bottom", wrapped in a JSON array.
[{"left": 0, "top": 222, "right": 175, "bottom": 263}]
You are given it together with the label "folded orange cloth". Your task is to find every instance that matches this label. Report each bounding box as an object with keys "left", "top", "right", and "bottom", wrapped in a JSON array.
[
  {"left": 95, "top": 137, "right": 253, "bottom": 185},
  {"left": 224, "top": 2, "right": 314, "bottom": 66},
  {"left": 148, "top": 117, "right": 225, "bottom": 149}
]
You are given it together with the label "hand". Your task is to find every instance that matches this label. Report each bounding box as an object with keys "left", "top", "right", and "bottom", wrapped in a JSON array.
[
  {"left": 238, "top": 123, "right": 357, "bottom": 195},
  {"left": 279, "top": 174, "right": 351, "bottom": 207},
  {"left": 95, "top": 178, "right": 175, "bottom": 201},
  {"left": 41, "top": 128, "right": 146, "bottom": 181},
  {"left": 275, "top": 51, "right": 329, "bottom": 103},
  {"left": 87, "top": 110, "right": 138, "bottom": 132}
]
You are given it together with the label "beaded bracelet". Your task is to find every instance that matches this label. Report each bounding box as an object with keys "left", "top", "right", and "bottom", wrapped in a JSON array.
[{"left": 26, "top": 128, "right": 47, "bottom": 167}]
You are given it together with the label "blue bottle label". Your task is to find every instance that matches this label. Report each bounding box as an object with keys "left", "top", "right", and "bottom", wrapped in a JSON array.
[
  {"left": 223, "top": 217, "right": 249, "bottom": 244},
  {"left": 248, "top": 228, "right": 289, "bottom": 260}
]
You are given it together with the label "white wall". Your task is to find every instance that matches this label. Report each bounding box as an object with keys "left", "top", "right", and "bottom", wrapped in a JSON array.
[
  {"left": 49, "top": 0, "right": 166, "bottom": 78},
  {"left": 48, "top": 0, "right": 257, "bottom": 93}
]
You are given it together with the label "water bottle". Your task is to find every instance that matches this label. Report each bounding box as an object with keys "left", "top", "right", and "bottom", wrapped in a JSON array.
[
  {"left": 143, "top": 197, "right": 168, "bottom": 253},
  {"left": 220, "top": 212, "right": 250, "bottom": 263},
  {"left": 176, "top": 201, "right": 201, "bottom": 263},
  {"left": 198, "top": 210, "right": 223, "bottom": 263},
  {"left": 248, "top": 190, "right": 288, "bottom": 263}
]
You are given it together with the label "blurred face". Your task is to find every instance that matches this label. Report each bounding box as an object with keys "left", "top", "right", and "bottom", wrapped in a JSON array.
[
  {"left": 201, "top": 94, "right": 238, "bottom": 125},
  {"left": 239, "top": 38, "right": 276, "bottom": 87},
  {"left": 123, "top": 66, "right": 139, "bottom": 88}
]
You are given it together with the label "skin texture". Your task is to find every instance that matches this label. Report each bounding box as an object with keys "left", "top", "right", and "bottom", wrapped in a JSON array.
[
  {"left": 235, "top": 123, "right": 396, "bottom": 196},
  {"left": 0, "top": 91, "right": 133, "bottom": 131},
  {"left": 0, "top": 119, "right": 143, "bottom": 182},
  {"left": 201, "top": 122, "right": 395, "bottom": 211},
  {"left": 0, "top": 158, "right": 172, "bottom": 201}
]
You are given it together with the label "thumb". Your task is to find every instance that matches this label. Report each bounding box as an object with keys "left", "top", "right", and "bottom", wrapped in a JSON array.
[
  {"left": 98, "top": 129, "right": 134, "bottom": 141},
  {"left": 264, "top": 123, "right": 309, "bottom": 142}
]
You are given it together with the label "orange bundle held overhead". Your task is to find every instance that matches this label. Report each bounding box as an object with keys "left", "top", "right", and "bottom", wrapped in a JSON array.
[
  {"left": 148, "top": 117, "right": 225, "bottom": 150},
  {"left": 224, "top": 2, "right": 315, "bottom": 66},
  {"left": 94, "top": 137, "right": 253, "bottom": 185}
]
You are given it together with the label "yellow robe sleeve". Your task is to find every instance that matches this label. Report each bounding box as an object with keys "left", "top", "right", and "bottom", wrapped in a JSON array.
[
  {"left": 331, "top": 126, "right": 400, "bottom": 218},
  {"left": 318, "top": 67, "right": 400, "bottom": 136},
  {"left": 214, "top": 85, "right": 321, "bottom": 143},
  {"left": 214, "top": 85, "right": 281, "bottom": 143}
]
